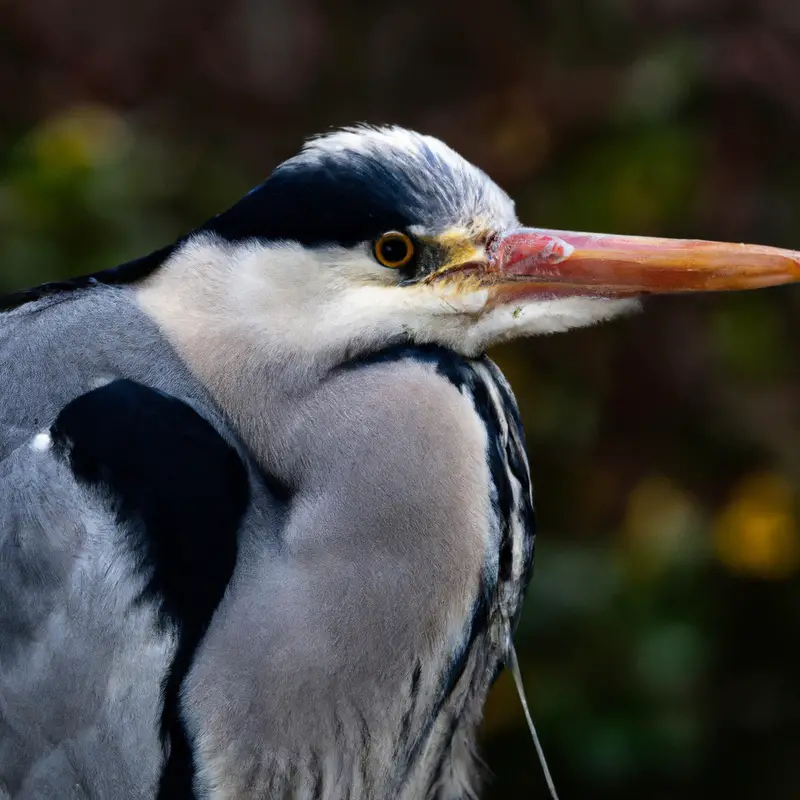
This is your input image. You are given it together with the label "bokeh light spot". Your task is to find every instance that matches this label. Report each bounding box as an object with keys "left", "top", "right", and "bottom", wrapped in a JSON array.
[{"left": 714, "top": 472, "right": 799, "bottom": 579}]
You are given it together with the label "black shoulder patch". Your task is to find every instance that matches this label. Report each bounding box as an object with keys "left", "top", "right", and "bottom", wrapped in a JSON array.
[
  {"left": 0, "top": 244, "right": 176, "bottom": 312},
  {"left": 51, "top": 379, "right": 250, "bottom": 799}
]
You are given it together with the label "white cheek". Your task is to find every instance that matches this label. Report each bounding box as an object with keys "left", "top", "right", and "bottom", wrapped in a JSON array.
[
  {"left": 436, "top": 288, "right": 489, "bottom": 315},
  {"left": 457, "top": 297, "right": 641, "bottom": 353}
]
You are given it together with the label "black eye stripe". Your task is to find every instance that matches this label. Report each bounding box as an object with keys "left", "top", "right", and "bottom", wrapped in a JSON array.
[
  {"left": 202, "top": 158, "right": 415, "bottom": 248},
  {"left": 199, "top": 138, "right": 488, "bottom": 250}
]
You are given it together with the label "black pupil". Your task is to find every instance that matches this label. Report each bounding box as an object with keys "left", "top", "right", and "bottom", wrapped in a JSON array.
[{"left": 381, "top": 237, "right": 408, "bottom": 264}]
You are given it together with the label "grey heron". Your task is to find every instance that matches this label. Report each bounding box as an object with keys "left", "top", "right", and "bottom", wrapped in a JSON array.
[{"left": 1, "top": 125, "right": 798, "bottom": 799}]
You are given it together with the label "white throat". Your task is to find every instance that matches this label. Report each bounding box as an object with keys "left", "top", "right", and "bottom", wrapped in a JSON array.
[{"left": 137, "top": 233, "right": 639, "bottom": 374}]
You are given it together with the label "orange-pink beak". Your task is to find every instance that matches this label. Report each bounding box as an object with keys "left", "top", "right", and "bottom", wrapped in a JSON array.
[{"left": 486, "top": 228, "right": 800, "bottom": 300}]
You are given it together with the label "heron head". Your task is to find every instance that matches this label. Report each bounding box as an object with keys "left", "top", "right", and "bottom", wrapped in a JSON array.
[{"left": 185, "top": 126, "right": 799, "bottom": 360}]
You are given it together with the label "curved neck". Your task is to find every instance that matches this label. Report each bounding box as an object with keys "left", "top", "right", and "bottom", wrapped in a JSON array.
[{"left": 136, "top": 235, "right": 534, "bottom": 799}]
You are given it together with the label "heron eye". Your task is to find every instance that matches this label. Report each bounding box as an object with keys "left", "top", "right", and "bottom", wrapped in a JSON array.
[{"left": 374, "top": 232, "right": 415, "bottom": 269}]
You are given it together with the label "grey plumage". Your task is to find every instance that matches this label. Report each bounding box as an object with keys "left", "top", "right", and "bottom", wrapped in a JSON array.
[
  {"left": 0, "top": 292, "right": 234, "bottom": 797},
  {"left": 3, "top": 124, "right": 791, "bottom": 799},
  {"left": 0, "top": 287, "right": 531, "bottom": 798}
]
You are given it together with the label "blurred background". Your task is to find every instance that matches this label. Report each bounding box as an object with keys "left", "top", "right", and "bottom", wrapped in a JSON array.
[{"left": 1, "top": 0, "right": 798, "bottom": 796}]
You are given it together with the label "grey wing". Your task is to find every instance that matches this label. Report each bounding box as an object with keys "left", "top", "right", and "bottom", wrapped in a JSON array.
[
  {"left": 0, "top": 379, "right": 251, "bottom": 799},
  {"left": 0, "top": 426, "right": 170, "bottom": 798}
]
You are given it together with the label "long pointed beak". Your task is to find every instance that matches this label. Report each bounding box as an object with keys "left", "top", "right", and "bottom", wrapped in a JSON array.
[{"left": 489, "top": 228, "right": 800, "bottom": 297}]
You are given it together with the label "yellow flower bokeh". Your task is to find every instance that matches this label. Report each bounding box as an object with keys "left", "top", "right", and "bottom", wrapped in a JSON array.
[{"left": 714, "top": 473, "right": 799, "bottom": 580}]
